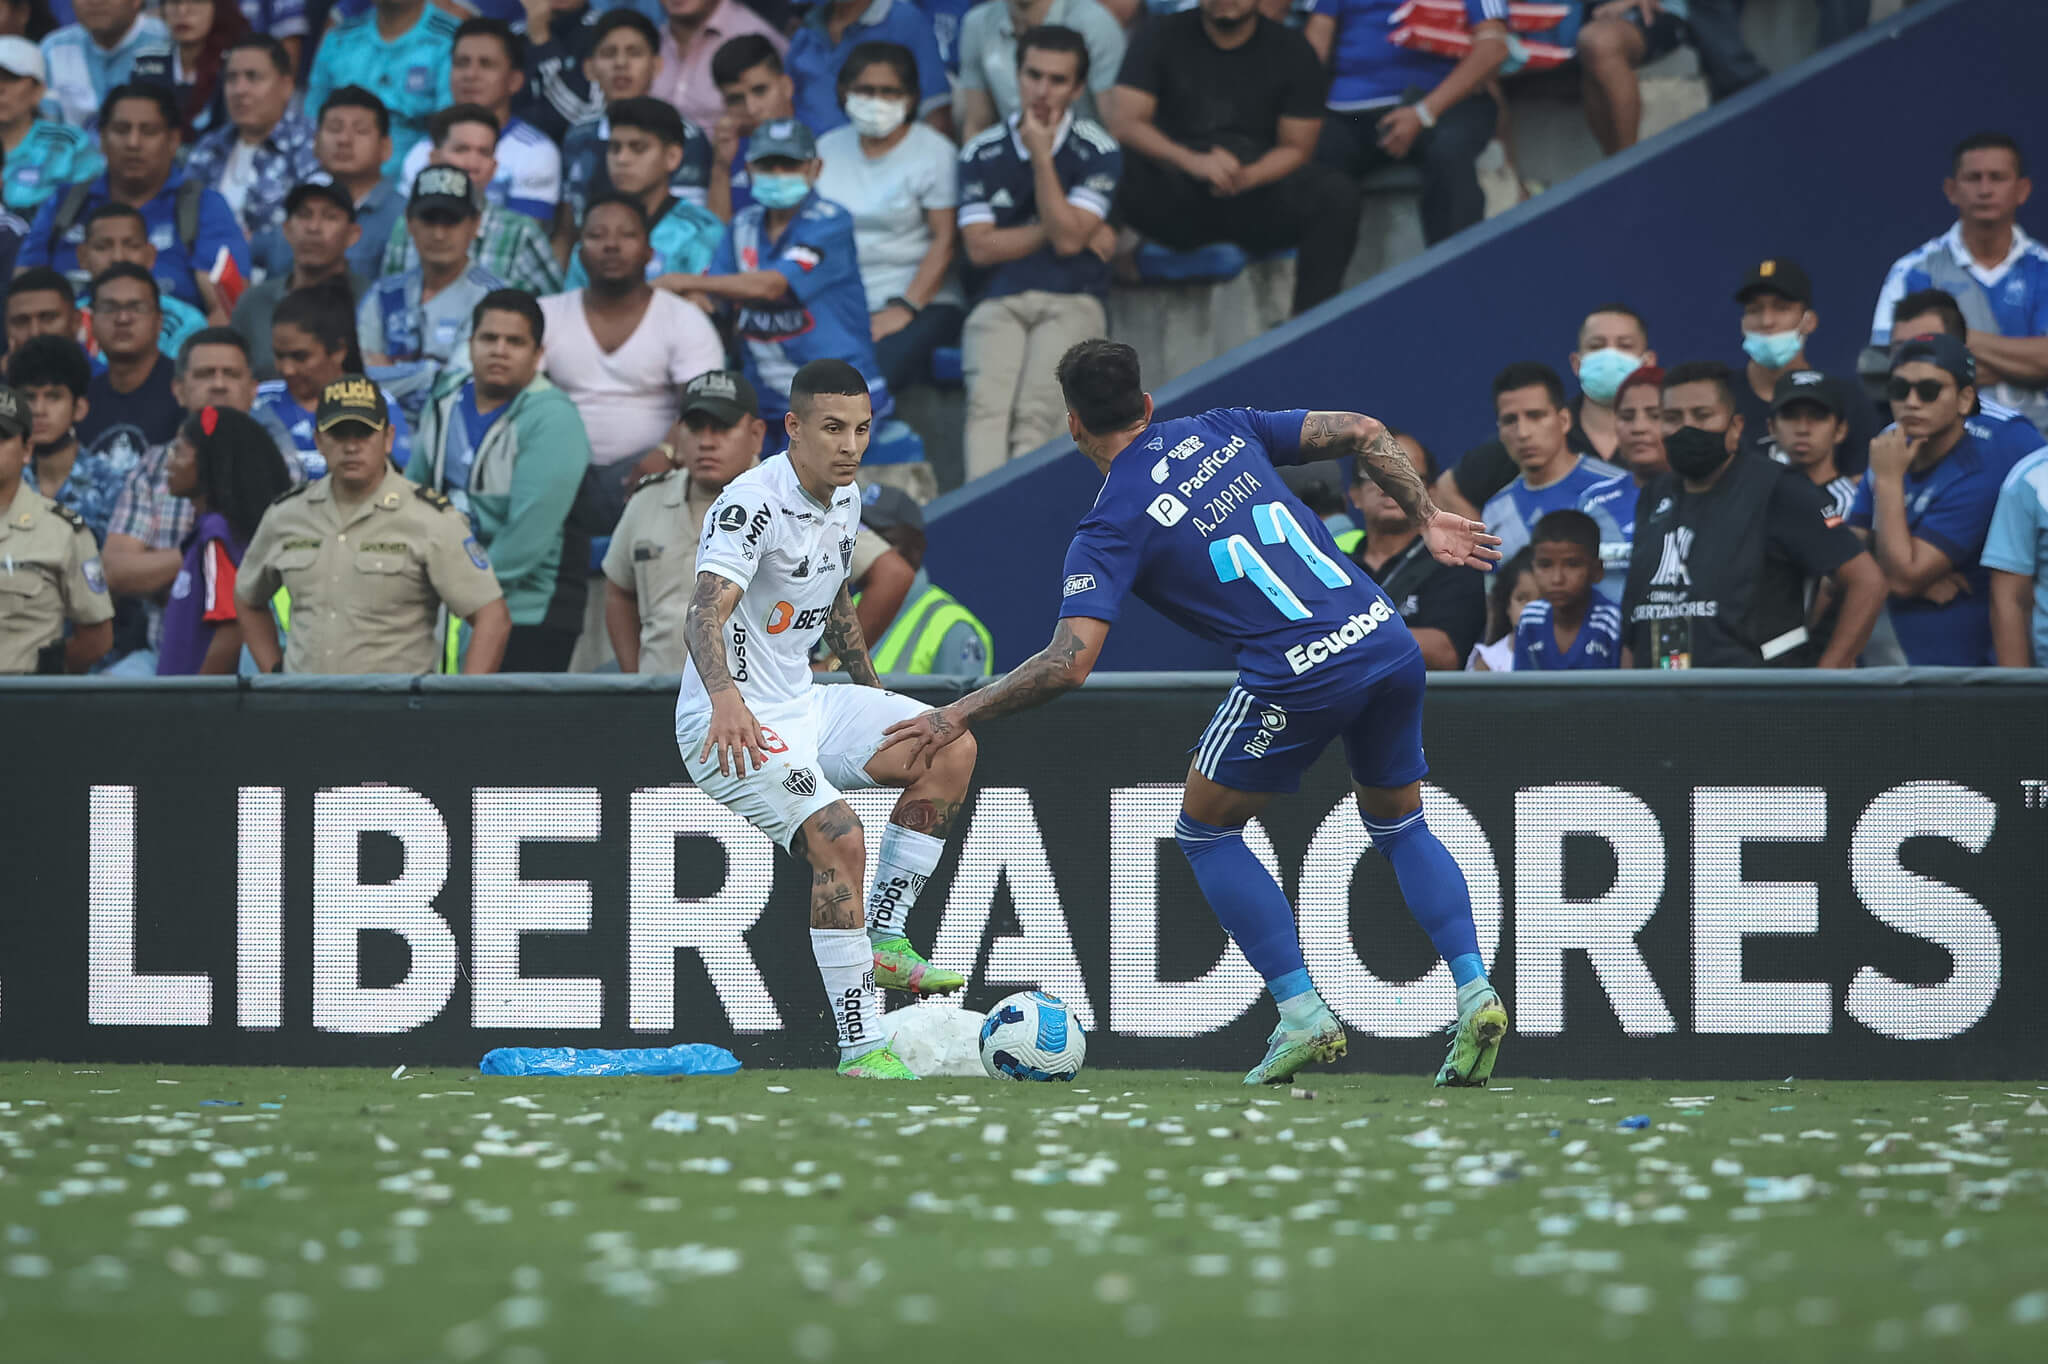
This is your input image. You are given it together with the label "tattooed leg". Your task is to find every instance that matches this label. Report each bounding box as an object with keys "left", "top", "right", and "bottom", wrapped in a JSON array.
[
  {"left": 794, "top": 801, "right": 866, "bottom": 929},
  {"left": 798, "top": 802, "right": 888, "bottom": 1059}
]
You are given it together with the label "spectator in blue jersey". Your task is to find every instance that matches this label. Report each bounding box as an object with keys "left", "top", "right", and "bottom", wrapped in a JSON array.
[
  {"left": 304, "top": 0, "right": 457, "bottom": 179},
  {"left": 1347, "top": 430, "right": 1484, "bottom": 669},
  {"left": 393, "top": 19, "right": 561, "bottom": 229},
  {"left": 1871, "top": 133, "right": 2048, "bottom": 437},
  {"left": 232, "top": 182, "right": 368, "bottom": 380},
  {"left": 815, "top": 41, "right": 963, "bottom": 399},
  {"left": 258, "top": 279, "right": 412, "bottom": 480},
  {"left": 306, "top": 85, "right": 400, "bottom": 284},
  {"left": 1728, "top": 257, "right": 1877, "bottom": 475},
  {"left": 73, "top": 202, "right": 205, "bottom": 363},
  {"left": 519, "top": 0, "right": 605, "bottom": 146},
  {"left": 1575, "top": 362, "right": 1665, "bottom": 590},
  {"left": 708, "top": 33, "right": 796, "bottom": 222},
  {"left": 1850, "top": 335, "right": 2025, "bottom": 667},
  {"left": 360, "top": 165, "right": 508, "bottom": 424},
  {"left": 36, "top": 0, "right": 167, "bottom": 130},
  {"left": 1303, "top": 0, "right": 1505, "bottom": 247},
  {"left": 0, "top": 36, "right": 102, "bottom": 214},
  {"left": 1512, "top": 509, "right": 1619, "bottom": 671},
  {"left": 1480, "top": 360, "right": 1627, "bottom": 570},
  {"left": 558, "top": 10, "right": 713, "bottom": 236},
  {"left": 563, "top": 95, "right": 723, "bottom": 289},
  {"left": 687, "top": 118, "right": 892, "bottom": 428},
  {"left": 954, "top": 0, "right": 1125, "bottom": 139},
  {"left": 785, "top": 0, "right": 951, "bottom": 140},
  {"left": 1986, "top": 445, "right": 2048, "bottom": 667},
  {"left": 18, "top": 83, "right": 249, "bottom": 321},
  {"left": 182, "top": 36, "right": 316, "bottom": 249},
  {"left": 957, "top": 25, "right": 1116, "bottom": 483},
  {"left": 375, "top": 107, "right": 563, "bottom": 296},
  {"left": 1887, "top": 289, "right": 2048, "bottom": 466},
  {"left": 238, "top": 1, "right": 304, "bottom": 74},
  {"left": 4, "top": 266, "right": 79, "bottom": 356},
  {"left": 1110, "top": 0, "right": 1360, "bottom": 317},
  {"left": 134, "top": 0, "right": 243, "bottom": 143}
]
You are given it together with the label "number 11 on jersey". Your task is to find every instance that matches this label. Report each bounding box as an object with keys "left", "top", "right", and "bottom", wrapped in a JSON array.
[{"left": 1209, "top": 501, "right": 1353, "bottom": 620}]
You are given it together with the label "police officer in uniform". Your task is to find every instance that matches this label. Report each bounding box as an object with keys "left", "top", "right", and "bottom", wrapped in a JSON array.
[
  {"left": 856, "top": 485, "right": 991, "bottom": 677},
  {"left": 0, "top": 384, "right": 114, "bottom": 673},
  {"left": 235, "top": 376, "right": 512, "bottom": 675},
  {"left": 1619, "top": 361, "right": 1886, "bottom": 669}
]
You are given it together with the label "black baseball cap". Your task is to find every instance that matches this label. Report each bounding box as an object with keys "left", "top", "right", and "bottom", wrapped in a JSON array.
[
  {"left": 284, "top": 179, "right": 357, "bottom": 221},
  {"left": 0, "top": 384, "right": 26, "bottom": 439},
  {"left": 1770, "top": 369, "right": 1844, "bottom": 418},
  {"left": 316, "top": 374, "right": 388, "bottom": 433},
  {"left": 860, "top": 482, "right": 924, "bottom": 533},
  {"left": 1734, "top": 258, "right": 1813, "bottom": 305},
  {"left": 1891, "top": 333, "right": 1977, "bottom": 388},
  {"left": 408, "top": 165, "right": 478, "bottom": 219},
  {"left": 680, "top": 369, "right": 759, "bottom": 426}
]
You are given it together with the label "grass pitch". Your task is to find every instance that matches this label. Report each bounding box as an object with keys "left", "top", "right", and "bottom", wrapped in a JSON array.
[{"left": 1, "top": 1065, "right": 2044, "bottom": 1363}]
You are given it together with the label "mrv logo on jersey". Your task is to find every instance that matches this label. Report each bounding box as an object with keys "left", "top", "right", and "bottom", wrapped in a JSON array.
[{"left": 1286, "top": 600, "right": 1394, "bottom": 674}]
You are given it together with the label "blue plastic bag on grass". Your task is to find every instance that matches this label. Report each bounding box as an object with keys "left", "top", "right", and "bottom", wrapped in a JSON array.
[{"left": 480, "top": 1043, "right": 741, "bottom": 1077}]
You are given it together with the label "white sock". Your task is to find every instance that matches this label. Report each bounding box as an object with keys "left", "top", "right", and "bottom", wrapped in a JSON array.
[
  {"left": 1278, "top": 988, "right": 1325, "bottom": 1029},
  {"left": 865, "top": 823, "right": 945, "bottom": 946},
  {"left": 812, "top": 928, "right": 885, "bottom": 1059}
]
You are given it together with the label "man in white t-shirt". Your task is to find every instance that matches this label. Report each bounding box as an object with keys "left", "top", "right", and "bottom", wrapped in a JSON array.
[{"left": 677, "top": 358, "right": 979, "bottom": 1079}]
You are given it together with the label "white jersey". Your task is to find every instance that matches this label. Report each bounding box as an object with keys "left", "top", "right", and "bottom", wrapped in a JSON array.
[{"left": 675, "top": 454, "right": 861, "bottom": 726}]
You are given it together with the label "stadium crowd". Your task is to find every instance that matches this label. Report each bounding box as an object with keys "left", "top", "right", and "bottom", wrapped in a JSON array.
[{"left": 0, "top": 0, "right": 2040, "bottom": 680}]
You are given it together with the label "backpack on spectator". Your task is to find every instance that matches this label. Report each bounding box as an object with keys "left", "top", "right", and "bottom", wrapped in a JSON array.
[{"left": 46, "top": 178, "right": 207, "bottom": 261}]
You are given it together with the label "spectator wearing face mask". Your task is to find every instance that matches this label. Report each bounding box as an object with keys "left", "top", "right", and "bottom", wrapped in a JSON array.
[
  {"left": 1620, "top": 360, "right": 1883, "bottom": 669},
  {"left": 1729, "top": 257, "right": 1878, "bottom": 474},
  {"left": 815, "top": 41, "right": 963, "bottom": 400}
]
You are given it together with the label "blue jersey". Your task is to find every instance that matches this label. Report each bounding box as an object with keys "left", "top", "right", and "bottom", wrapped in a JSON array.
[
  {"left": 254, "top": 379, "right": 414, "bottom": 481},
  {"left": 1981, "top": 447, "right": 2048, "bottom": 666},
  {"left": 565, "top": 194, "right": 725, "bottom": 289},
  {"left": 1059, "top": 407, "right": 1417, "bottom": 701},
  {"left": 561, "top": 114, "right": 712, "bottom": 225},
  {"left": 957, "top": 113, "right": 1119, "bottom": 300},
  {"left": 1, "top": 119, "right": 103, "bottom": 214},
  {"left": 1512, "top": 598, "right": 1621, "bottom": 671},
  {"left": 1482, "top": 454, "right": 1630, "bottom": 566},
  {"left": 711, "top": 191, "right": 889, "bottom": 427},
  {"left": 1575, "top": 473, "right": 1637, "bottom": 604},
  {"left": 304, "top": 6, "right": 458, "bottom": 178},
  {"left": 18, "top": 172, "right": 250, "bottom": 312}
]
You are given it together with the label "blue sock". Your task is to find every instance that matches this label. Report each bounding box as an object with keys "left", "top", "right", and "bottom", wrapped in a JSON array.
[
  {"left": 1362, "top": 808, "right": 1484, "bottom": 980},
  {"left": 1174, "top": 814, "right": 1307, "bottom": 988}
]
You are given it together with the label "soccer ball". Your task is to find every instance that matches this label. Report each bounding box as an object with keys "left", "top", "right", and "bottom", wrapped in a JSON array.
[{"left": 978, "top": 990, "right": 1086, "bottom": 1081}]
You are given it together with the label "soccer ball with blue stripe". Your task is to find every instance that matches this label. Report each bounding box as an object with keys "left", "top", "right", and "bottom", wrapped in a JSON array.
[{"left": 978, "top": 990, "right": 1086, "bottom": 1081}]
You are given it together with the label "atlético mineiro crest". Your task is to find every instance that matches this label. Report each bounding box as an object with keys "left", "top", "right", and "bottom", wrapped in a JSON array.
[{"left": 783, "top": 769, "right": 817, "bottom": 797}]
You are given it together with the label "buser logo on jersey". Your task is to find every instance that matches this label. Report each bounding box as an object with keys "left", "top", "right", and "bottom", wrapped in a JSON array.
[{"left": 1285, "top": 600, "right": 1394, "bottom": 675}]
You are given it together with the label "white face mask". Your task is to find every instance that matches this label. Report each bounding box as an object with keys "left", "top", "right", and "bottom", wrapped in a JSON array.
[{"left": 844, "top": 93, "right": 909, "bottom": 139}]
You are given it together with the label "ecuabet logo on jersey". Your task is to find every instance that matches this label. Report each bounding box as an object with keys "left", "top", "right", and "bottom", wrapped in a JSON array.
[
  {"left": 1147, "top": 494, "right": 1187, "bottom": 528},
  {"left": 1062, "top": 574, "right": 1095, "bottom": 597}
]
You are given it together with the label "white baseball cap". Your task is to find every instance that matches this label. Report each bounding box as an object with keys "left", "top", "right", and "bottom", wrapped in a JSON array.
[{"left": 0, "top": 37, "right": 44, "bottom": 84}]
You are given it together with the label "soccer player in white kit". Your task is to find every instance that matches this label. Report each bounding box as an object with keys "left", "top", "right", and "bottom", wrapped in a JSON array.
[{"left": 676, "top": 360, "right": 978, "bottom": 1078}]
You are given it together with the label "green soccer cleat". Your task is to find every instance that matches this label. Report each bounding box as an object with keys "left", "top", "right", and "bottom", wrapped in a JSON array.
[
  {"left": 1242, "top": 1005, "right": 1347, "bottom": 1086},
  {"left": 871, "top": 937, "right": 965, "bottom": 996},
  {"left": 1435, "top": 990, "right": 1508, "bottom": 1088},
  {"left": 837, "top": 1043, "right": 919, "bottom": 1079}
]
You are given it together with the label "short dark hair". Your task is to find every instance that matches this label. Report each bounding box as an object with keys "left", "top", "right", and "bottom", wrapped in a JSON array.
[
  {"left": 1016, "top": 24, "right": 1089, "bottom": 84},
  {"left": 1581, "top": 302, "right": 1648, "bottom": 343},
  {"left": 225, "top": 34, "right": 294, "bottom": 77},
  {"left": 1661, "top": 359, "right": 1739, "bottom": 412},
  {"left": 176, "top": 326, "right": 253, "bottom": 375},
  {"left": 430, "top": 102, "right": 501, "bottom": 148},
  {"left": 320, "top": 85, "right": 391, "bottom": 139},
  {"left": 713, "top": 34, "right": 783, "bottom": 87},
  {"left": 454, "top": 15, "right": 524, "bottom": 68},
  {"left": 1492, "top": 361, "right": 1567, "bottom": 410},
  {"left": 100, "top": 82, "right": 179, "bottom": 134},
  {"left": 838, "top": 41, "right": 918, "bottom": 101},
  {"left": 1056, "top": 339, "right": 1146, "bottom": 436},
  {"left": 607, "top": 95, "right": 686, "bottom": 147},
  {"left": 6, "top": 333, "right": 92, "bottom": 398},
  {"left": 7, "top": 267, "right": 75, "bottom": 306},
  {"left": 1529, "top": 508, "right": 1601, "bottom": 558},
  {"left": 274, "top": 278, "right": 365, "bottom": 373},
  {"left": 90, "top": 262, "right": 160, "bottom": 307},
  {"left": 472, "top": 287, "right": 544, "bottom": 344},
  {"left": 591, "top": 7, "right": 660, "bottom": 51},
  {"left": 582, "top": 190, "right": 650, "bottom": 234},
  {"left": 1952, "top": 131, "right": 2025, "bottom": 178},
  {"left": 1892, "top": 288, "right": 1968, "bottom": 339},
  {"left": 790, "top": 359, "right": 870, "bottom": 415},
  {"left": 82, "top": 201, "right": 147, "bottom": 237}
]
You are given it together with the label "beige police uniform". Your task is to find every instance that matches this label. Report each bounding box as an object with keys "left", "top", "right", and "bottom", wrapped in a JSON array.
[
  {"left": 600, "top": 469, "right": 726, "bottom": 674},
  {"left": 236, "top": 467, "right": 503, "bottom": 674},
  {"left": 0, "top": 484, "right": 115, "bottom": 673}
]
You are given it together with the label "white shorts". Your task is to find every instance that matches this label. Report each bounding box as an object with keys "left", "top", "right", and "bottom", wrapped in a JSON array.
[{"left": 676, "top": 685, "right": 931, "bottom": 850}]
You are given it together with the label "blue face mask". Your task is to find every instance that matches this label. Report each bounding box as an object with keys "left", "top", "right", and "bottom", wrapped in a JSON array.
[
  {"left": 750, "top": 173, "right": 810, "bottom": 210},
  {"left": 1742, "top": 328, "right": 1805, "bottom": 371},
  {"left": 1576, "top": 348, "right": 1643, "bottom": 405}
]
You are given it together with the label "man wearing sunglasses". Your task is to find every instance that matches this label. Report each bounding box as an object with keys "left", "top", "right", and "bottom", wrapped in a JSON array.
[{"left": 1848, "top": 335, "right": 2033, "bottom": 665}]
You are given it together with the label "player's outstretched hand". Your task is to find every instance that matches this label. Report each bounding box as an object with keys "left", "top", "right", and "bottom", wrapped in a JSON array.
[
  {"left": 700, "top": 695, "right": 769, "bottom": 776},
  {"left": 1422, "top": 511, "right": 1504, "bottom": 570},
  {"left": 877, "top": 704, "right": 967, "bottom": 771}
]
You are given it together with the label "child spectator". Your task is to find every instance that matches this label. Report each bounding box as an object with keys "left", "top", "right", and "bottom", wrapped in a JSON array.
[
  {"left": 653, "top": 0, "right": 787, "bottom": 138},
  {"left": 1467, "top": 545, "right": 1534, "bottom": 671},
  {"left": 560, "top": 10, "right": 713, "bottom": 230},
  {"left": 156, "top": 403, "right": 290, "bottom": 674},
  {"left": 562, "top": 96, "right": 724, "bottom": 289},
  {"left": 1513, "top": 509, "right": 1620, "bottom": 671}
]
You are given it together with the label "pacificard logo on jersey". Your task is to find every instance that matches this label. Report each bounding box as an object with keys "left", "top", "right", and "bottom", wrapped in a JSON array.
[{"left": 1286, "top": 600, "right": 1395, "bottom": 675}]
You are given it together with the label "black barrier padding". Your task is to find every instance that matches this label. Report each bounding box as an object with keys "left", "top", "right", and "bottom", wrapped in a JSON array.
[{"left": 0, "top": 675, "right": 2043, "bottom": 1077}]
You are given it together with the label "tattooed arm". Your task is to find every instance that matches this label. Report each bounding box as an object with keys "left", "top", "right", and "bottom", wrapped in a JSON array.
[
  {"left": 1301, "top": 410, "right": 1504, "bottom": 570},
  {"left": 685, "top": 570, "right": 768, "bottom": 775},
  {"left": 877, "top": 616, "right": 1110, "bottom": 768},
  {"left": 820, "top": 583, "right": 882, "bottom": 687}
]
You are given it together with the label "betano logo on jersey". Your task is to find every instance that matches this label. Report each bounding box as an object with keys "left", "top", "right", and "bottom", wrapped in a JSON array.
[
  {"left": 765, "top": 601, "right": 830, "bottom": 635},
  {"left": 1285, "top": 600, "right": 1395, "bottom": 675}
]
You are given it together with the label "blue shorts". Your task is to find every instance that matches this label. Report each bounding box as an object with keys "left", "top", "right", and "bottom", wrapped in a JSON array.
[{"left": 1188, "top": 653, "right": 1429, "bottom": 795}]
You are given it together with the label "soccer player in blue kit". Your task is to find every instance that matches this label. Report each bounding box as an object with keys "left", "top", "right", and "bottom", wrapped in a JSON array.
[{"left": 881, "top": 341, "right": 1510, "bottom": 1086}]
